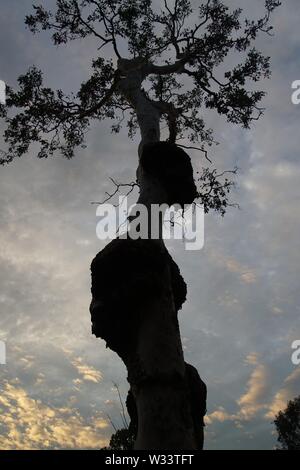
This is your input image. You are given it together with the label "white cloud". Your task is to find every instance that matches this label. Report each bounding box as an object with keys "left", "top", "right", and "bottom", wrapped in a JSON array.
[{"left": 0, "top": 381, "right": 109, "bottom": 449}]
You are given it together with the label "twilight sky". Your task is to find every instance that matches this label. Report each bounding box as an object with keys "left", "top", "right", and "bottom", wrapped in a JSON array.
[{"left": 0, "top": 0, "right": 300, "bottom": 450}]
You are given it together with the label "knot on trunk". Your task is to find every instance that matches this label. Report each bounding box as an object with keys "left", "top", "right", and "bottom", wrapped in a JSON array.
[
  {"left": 140, "top": 142, "right": 197, "bottom": 207},
  {"left": 90, "top": 238, "right": 187, "bottom": 359}
]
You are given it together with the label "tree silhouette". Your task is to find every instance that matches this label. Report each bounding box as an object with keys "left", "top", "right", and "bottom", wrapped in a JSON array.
[
  {"left": 0, "top": 0, "right": 280, "bottom": 449},
  {"left": 105, "top": 428, "right": 135, "bottom": 451},
  {"left": 274, "top": 395, "right": 300, "bottom": 450}
]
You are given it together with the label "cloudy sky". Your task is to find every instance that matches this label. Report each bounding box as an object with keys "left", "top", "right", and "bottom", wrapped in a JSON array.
[{"left": 0, "top": 0, "right": 300, "bottom": 450}]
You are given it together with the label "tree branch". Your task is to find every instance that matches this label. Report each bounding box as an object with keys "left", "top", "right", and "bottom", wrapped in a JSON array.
[
  {"left": 72, "top": 0, "right": 112, "bottom": 44},
  {"left": 176, "top": 143, "right": 212, "bottom": 163},
  {"left": 91, "top": 177, "right": 139, "bottom": 206},
  {"left": 79, "top": 70, "right": 122, "bottom": 118},
  {"left": 88, "top": 0, "right": 121, "bottom": 58},
  {"left": 146, "top": 58, "right": 186, "bottom": 76}
]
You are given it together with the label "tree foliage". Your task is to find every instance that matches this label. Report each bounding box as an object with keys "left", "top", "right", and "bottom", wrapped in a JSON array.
[
  {"left": 274, "top": 395, "right": 300, "bottom": 450},
  {"left": 100, "top": 428, "right": 135, "bottom": 450}
]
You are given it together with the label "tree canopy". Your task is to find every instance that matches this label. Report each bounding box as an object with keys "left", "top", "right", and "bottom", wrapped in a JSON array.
[
  {"left": 0, "top": 0, "right": 280, "bottom": 213},
  {"left": 274, "top": 395, "right": 300, "bottom": 450}
]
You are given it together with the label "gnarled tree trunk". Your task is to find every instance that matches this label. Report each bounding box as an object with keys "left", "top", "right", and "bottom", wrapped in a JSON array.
[{"left": 90, "top": 58, "right": 206, "bottom": 450}]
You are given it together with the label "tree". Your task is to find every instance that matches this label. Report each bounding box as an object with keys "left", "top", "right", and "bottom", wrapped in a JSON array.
[
  {"left": 103, "top": 428, "right": 135, "bottom": 451},
  {"left": 0, "top": 0, "right": 280, "bottom": 449},
  {"left": 274, "top": 395, "right": 300, "bottom": 450}
]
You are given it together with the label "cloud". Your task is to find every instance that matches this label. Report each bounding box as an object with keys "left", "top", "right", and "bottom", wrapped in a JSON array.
[
  {"left": 237, "top": 363, "right": 271, "bottom": 420},
  {"left": 208, "top": 360, "right": 300, "bottom": 426},
  {"left": 244, "top": 353, "right": 260, "bottom": 366},
  {"left": 264, "top": 389, "right": 291, "bottom": 421},
  {"left": 0, "top": 380, "right": 109, "bottom": 449},
  {"left": 206, "top": 407, "right": 237, "bottom": 425},
  {"left": 207, "top": 358, "right": 271, "bottom": 425},
  {"left": 265, "top": 368, "right": 300, "bottom": 419},
  {"left": 209, "top": 253, "right": 258, "bottom": 285},
  {"left": 71, "top": 357, "right": 102, "bottom": 384}
]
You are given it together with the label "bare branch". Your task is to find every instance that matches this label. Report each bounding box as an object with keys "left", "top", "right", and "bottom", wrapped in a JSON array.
[
  {"left": 176, "top": 143, "right": 212, "bottom": 163},
  {"left": 91, "top": 177, "right": 139, "bottom": 206},
  {"left": 113, "top": 382, "right": 129, "bottom": 430},
  {"left": 106, "top": 413, "right": 118, "bottom": 433}
]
